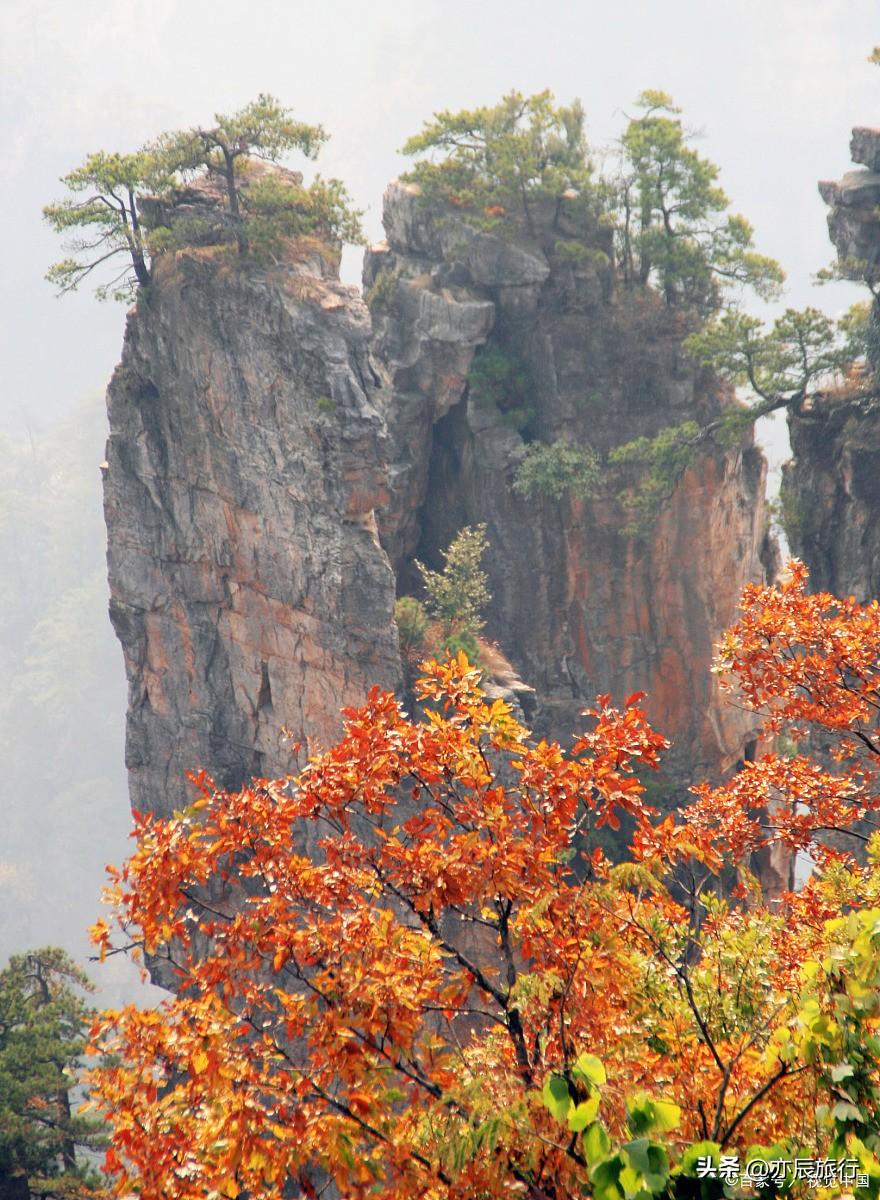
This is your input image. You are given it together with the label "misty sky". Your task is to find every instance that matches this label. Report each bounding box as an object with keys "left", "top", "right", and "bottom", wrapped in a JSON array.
[
  {"left": 3, "top": 0, "right": 877, "bottom": 435},
  {"left": 0, "top": 1, "right": 877, "bottom": 992}
]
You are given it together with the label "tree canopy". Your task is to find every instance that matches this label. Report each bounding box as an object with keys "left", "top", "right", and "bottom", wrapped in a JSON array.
[
  {"left": 88, "top": 564, "right": 880, "bottom": 1198},
  {"left": 42, "top": 150, "right": 170, "bottom": 300},
  {"left": 615, "top": 91, "right": 784, "bottom": 310},
  {"left": 401, "top": 90, "right": 594, "bottom": 235},
  {"left": 609, "top": 300, "right": 880, "bottom": 528},
  {"left": 0, "top": 948, "right": 103, "bottom": 1196},
  {"left": 157, "top": 94, "right": 330, "bottom": 254},
  {"left": 44, "top": 95, "right": 362, "bottom": 299}
]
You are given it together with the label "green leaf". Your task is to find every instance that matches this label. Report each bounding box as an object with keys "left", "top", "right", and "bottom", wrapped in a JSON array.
[
  {"left": 573, "top": 1052, "right": 607, "bottom": 1088},
  {"left": 568, "top": 1093, "right": 601, "bottom": 1131},
  {"left": 626, "top": 1093, "right": 680, "bottom": 1135},
  {"left": 592, "top": 1154, "right": 624, "bottom": 1200},
  {"left": 542, "top": 1074, "right": 572, "bottom": 1121},
  {"left": 622, "top": 1140, "right": 670, "bottom": 1195},
  {"left": 584, "top": 1121, "right": 612, "bottom": 1166},
  {"left": 677, "top": 1141, "right": 721, "bottom": 1177},
  {"left": 651, "top": 1099, "right": 681, "bottom": 1132}
]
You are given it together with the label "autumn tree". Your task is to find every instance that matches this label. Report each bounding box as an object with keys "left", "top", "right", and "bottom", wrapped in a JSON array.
[
  {"left": 0, "top": 948, "right": 104, "bottom": 1197},
  {"left": 401, "top": 90, "right": 594, "bottom": 236},
  {"left": 615, "top": 91, "right": 783, "bottom": 309},
  {"left": 88, "top": 562, "right": 880, "bottom": 1199}
]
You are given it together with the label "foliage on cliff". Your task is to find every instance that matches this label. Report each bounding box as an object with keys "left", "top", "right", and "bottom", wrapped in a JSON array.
[
  {"left": 44, "top": 95, "right": 362, "bottom": 299},
  {"left": 614, "top": 91, "right": 783, "bottom": 310},
  {"left": 0, "top": 948, "right": 104, "bottom": 1196},
  {"left": 397, "top": 525, "right": 491, "bottom": 666},
  {"left": 87, "top": 564, "right": 880, "bottom": 1199},
  {"left": 401, "top": 88, "right": 781, "bottom": 316},
  {"left": 611, "top": 302, "right": 880, "bottom": 525},
  {"left": 401, "top": 90, "right": 593, "bottom": 236}
]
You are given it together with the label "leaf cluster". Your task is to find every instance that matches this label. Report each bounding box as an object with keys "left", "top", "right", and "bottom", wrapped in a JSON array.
[
  {"left": 513, "top": 439, "right": 601, "bottom": 501},
  {"left": 467, "top": 344, "right": 535, "bottom": 433},
  {"left": 401, "top": 89, "right": 594, "bottom": 235},
  {"left": 85, "top": 564, "right": 880, "bottom": 1196},
  {"left": 609, "top": 302, "right": 880, "bottom": 528},
  {"left": 415, "top": 523, "right": 491, "bottom": 642}
]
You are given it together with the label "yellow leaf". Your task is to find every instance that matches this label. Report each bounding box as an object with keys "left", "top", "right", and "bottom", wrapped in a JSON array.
[{"left": 192, "top": 1050, "right": 210, "bottom": 1075}]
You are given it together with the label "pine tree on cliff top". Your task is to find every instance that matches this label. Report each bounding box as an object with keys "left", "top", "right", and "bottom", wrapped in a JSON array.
[{"left": 44, "top": 95, "right": 362, "bottom": 300}]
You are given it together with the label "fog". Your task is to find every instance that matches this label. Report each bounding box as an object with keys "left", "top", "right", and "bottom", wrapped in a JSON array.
[{"left": 0, "top": 0, "right": 875, "bottom": 999}]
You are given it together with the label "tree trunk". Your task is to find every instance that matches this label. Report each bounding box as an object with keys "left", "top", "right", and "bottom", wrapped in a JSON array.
[
  {"left": 128, "top": 189, "right": 151, "bottom": 287},
  {"left": 223, "top": 148, "right": 248, "bottom": 254}
]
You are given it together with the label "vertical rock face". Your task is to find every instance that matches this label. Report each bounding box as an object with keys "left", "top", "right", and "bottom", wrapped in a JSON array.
[
  {"left": 785, "top": 400, "right": 880, "bottom": 600},
  {"left": 785, "top": 127, "right": 880, "bottom": 601},
  {"left": 104, "top": 176, "right": 779, "bottom": 825},
  {"left": 368, "top": 183, "right": 774, "bottom": 780},
  {"left": 104, "top": 250, "right": 400, "bottom": 819}
]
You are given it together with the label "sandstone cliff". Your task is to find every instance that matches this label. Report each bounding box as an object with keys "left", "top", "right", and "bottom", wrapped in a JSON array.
[
  {"left": 103, "top": 246, "right": 401, "bottom": 819},
  {"left": 104, "top": 177, "right": 776, "bottom": 826},
  {"left": 785, "top": 126, "right": 880, "bottom": 600},
  {"left": 367, "top": 183, "right": 774, "bottom": 783}
]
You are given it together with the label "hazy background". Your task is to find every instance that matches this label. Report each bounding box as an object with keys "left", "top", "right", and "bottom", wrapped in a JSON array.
[{"left": 0, "top": 0, "right": 876, "bottom": 999}]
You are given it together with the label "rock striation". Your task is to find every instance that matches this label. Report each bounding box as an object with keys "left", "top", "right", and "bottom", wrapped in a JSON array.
[
  {"left": 103, "top": 245, "right": 401, "bottom": 819},
  {"left": 367, "top": 182, "right": 774, "bottom": 783}
]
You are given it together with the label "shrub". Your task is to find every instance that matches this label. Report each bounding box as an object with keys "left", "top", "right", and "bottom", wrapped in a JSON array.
[
  {"left": 440, "top": 628, "right": 481, "bottom": 664},
  {"left": 513, "top": 440, "right": 601, "bottom": 501},
  {"left": 394, "top": 596, "right": 429, "bottom": 658},
  {"left": 366, "top": 267, "right": 402, "bottom": 312},
  {"left": 467, "top": 345, "right": 535, "bottom": 432},
  {"left": 416, "top": 524, "right": 490, "bottom": 640}
]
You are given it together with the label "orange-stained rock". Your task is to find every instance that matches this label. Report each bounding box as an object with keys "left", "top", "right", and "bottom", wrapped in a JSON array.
[
  {"left": 368, "top": 183, "right": 776, "bottom": 792},
  {"left": 104, "top": 248, "right": 401, "bottom": 820}
]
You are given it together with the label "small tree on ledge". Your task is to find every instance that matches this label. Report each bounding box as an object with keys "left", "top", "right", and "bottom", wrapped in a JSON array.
[
  {"left": 159, "top": 95, "right": 329, "bottom": 255},
  {"left": 44, "top": 95, "right": 362, "bottom": 299}
]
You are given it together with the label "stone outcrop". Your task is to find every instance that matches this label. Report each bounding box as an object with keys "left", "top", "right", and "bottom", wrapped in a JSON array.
[
  {"left": 785, "top": 127, "right": 880, "bottom": 600},
  {"left": 104, "top": 246, "right": 401, "bottom": 820},
  {"left": 819, "top": 128, "right": 880, "bottom": 284},
  {"left": 368, "top": 182, "right": 774, "bottom": 783},
  {"left": 104, "top": 172, "right": 778, "bottom": 827},
  {"left": 784, "top": 398, "right": 880, "bottom": 600}
]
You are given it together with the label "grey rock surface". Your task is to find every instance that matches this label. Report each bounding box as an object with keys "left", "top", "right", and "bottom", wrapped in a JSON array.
[
  {"left": 851, "top": 127, "right": 880, "bottom": 172},
  {"left": 369, "top": 182, "right": 773, "bottom": 784},
  {"left": 104, "top": 248, "right": 401, "bottom": 820},
  {"left": 789, "top": 127, "right": 880, "bottom": 599}
]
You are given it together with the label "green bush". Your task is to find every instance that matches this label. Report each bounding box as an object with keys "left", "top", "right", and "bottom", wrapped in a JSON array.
[
  {"left": 365, "top": 267, "right": 401, "bottom": 312},
  {"left": 394, "top": 596, "right": 429, "bottom": 657},
  {"left": 467, "top": 345, "right": 535, "bottom": 432},
  {"left": 513, "top": 440, "right": 601, "bottom": 501},
  {"left": 416, "top": 524, "right": 491, "bottom": 640},
  {"left": 608, "top": 420, "right": 702, "bottom": 530},
  {"left": 553, "top": 239, "right": 610, "bottom": 269},
  {"left": 400, "top": 90, "right": 593, "bottom": 237},
  {"left": 441, "top": 629, "right": 481, "bottom": 664}
]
